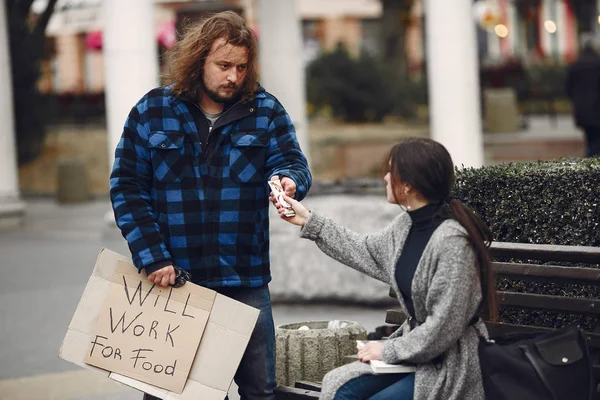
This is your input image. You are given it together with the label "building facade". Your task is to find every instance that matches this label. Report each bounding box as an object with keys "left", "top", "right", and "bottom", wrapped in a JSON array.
[
  {"left": 36, "top": 0, "right": 600, "bottom": 96},
  {"left": 37, "top": 0, "right": 389, "bottom": 94},
  {"left": 483, "top": 0, "right": 600, "bottom": 62}
]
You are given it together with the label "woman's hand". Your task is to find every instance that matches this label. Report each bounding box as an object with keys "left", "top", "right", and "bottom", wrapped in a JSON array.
[
  {"left": 357, "top": 342, "right": 383, "bottom": 363},
  {"left": 277, "top": 195, "right": 310, "bottom": 226}
]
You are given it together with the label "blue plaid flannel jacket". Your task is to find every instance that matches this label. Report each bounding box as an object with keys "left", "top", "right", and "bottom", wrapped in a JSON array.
[{"left": 110, "top": 86, "right": 312, "bottom": 288}]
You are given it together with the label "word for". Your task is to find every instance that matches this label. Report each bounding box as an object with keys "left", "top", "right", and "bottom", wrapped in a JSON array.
[
  {"left": 122, "top": 276, "right": 195, "bottom": 319},
  {"left": 90, "top": 335, "right": 177, "bottom": 376}
]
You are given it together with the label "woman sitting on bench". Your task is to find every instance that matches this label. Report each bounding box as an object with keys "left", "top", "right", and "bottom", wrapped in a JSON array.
[{"left": 276, "top": 137, "right": 495, "bottom": 400}]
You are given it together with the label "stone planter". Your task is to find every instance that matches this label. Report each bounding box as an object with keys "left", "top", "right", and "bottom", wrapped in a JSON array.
[
  {"left": 275, "top": 321, "right": 367, "bottom": 386},
  {"left": 484, "top": 87, "right": 520, "bottom": 133},
  {"left": 56, "top": 158, "right": 90, "bottom": 204}
]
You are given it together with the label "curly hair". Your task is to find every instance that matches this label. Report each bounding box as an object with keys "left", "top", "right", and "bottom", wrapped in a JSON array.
[{"left": 163, "top": 11, "right": 259, "bottom": 103}]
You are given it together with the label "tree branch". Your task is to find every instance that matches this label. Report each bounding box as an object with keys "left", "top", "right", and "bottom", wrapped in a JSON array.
[
  {"left": 32, "top": 0, "right": 59, "bottom": 41},
  {"left": 17, "top": 0, "right": 37, "bottom": 19}
]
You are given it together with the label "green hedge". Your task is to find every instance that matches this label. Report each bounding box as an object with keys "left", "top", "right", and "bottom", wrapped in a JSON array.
[
  {"left": 454, "top": 158, "right": 600, "bottom": 330},
  {"left": 455, "top": 158, "right": 600, "bottom": 246},
  {"left": 307, "top": 44, "right": 396, "bottom": 122}
]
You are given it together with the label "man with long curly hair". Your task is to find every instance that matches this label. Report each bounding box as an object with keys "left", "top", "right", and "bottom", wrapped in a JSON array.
[{"left": 109, "top": 11, "right": 311, "bottom": 400}]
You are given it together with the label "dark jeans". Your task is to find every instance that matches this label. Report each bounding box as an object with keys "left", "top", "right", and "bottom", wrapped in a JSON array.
[
  {"left": 334, "top": 373, "right": 415, "bottom": 400},
  {"left": 583, "top": 126, "right": 600, "bottom": 157},
  {"left": 143, "top": 285, "right": 276, "bottom": 400}
]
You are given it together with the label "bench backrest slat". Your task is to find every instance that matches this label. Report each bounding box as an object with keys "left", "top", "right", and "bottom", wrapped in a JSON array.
[
  {"left": 488, "top": 242, "right": 600, "bottom": 324},
  {"left": 493, "top": 262, "right": 600, "bottom": 282},
  {"left": 490, "top": 242, "right": 600, "bottom": 264},
  {"left": 497, "top": 291, "right": 600, "bottom": 315}
]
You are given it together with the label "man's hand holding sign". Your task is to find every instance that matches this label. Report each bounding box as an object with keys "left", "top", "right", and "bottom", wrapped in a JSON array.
[{"left": 148, "top": 265, "right": 176, "bottom": 288}]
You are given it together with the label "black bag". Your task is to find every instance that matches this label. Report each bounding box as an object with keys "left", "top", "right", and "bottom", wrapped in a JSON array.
[{"left": 478, "top": 325, "right": 594, "bottom": 400}]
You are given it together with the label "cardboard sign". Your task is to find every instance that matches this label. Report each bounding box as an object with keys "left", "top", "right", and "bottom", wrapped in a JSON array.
[
  {"left": 59, "top": 248, "right": 260, "bottom": 400},
  {"left": 84, "top": 261, "right": 213, "bottom": 393}
]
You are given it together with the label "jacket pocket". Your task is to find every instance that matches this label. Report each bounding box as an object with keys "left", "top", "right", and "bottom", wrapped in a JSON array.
[
  {"left": 148, "top": 131, "right": 186, "bottom": 183},
  {"left": 229, "top": 131, "right": 268, "bottom": 183}
]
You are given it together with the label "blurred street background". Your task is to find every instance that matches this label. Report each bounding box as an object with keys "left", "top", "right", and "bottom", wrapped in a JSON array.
[{"left": 1, "top": 0, "right": 599, "bottom": 399}]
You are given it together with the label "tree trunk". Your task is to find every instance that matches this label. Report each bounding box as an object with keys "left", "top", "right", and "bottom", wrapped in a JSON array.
[
  {"left": 7, "top": 0, "right": 58, "bottom": 165},
  {"left": 380, "top": 0, "right": 413, "bottom": 80}
]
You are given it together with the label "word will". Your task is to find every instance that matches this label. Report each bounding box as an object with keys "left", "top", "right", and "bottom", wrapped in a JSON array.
[{"left": 122, "top": 276, "right": 196, "bottom": 318}]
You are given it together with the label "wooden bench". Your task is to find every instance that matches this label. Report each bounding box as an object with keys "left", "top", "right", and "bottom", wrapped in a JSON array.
[{"left": 274, "top": 241, "right": 600, "bottom": 400}]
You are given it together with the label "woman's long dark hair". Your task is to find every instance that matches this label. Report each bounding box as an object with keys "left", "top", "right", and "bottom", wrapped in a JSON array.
[{"left": 385, "top": 137, "right": 497, "bottom": 321}]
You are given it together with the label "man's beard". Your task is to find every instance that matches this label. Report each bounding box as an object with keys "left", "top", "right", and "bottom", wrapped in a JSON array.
[{"left": 201, "top": 77, "right": 241, "bottom": 104}]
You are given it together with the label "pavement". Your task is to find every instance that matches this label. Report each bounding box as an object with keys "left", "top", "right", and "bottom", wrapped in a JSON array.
[
  {"left": 482, "top": 115, "right": 585, "bottom": 163},
  {"left": 0, "top": 199, "right": 390, "bottom": 400},
  {"left": 484, "top": 114, "right": 579, "bottom": 140}
]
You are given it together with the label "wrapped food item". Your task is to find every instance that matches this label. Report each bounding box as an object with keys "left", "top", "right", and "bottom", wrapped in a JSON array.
[{"left": 268, "top": 179, "right": 296, "bottom": 217}]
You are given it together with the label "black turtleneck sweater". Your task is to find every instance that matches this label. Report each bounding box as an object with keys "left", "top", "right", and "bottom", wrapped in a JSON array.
[{"left": 395, "top": 202, "right": 449, "bottom": 318}]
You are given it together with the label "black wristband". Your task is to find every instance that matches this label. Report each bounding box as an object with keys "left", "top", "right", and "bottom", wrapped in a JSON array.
[{"left": 144, "top": 259, "right": 173, "bottom": 275}]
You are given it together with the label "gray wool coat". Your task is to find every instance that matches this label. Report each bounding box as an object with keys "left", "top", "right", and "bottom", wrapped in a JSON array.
[{"left": 299, "top": 210, "right": 488, "bottom": 400}]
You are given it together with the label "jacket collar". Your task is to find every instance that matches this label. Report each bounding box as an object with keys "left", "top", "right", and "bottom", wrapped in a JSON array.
[{"left": 167, "top": 85, "right": 266, "bottom": 129}]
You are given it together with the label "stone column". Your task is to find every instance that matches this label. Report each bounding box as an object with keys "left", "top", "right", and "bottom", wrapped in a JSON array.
[
  {"left": 103, "top": 0, "right": 158, "bottom": 223},
  {"left": 104, "top": 0, "right": 158, "bottom": 182},
  {"left": 425, "top": 0, "right": 484, "bottom": 167},
  {"left": 597, "top": 1, "right": 600, "bottom": 36},
  {"left": 548, "top": 0, "right": 560, "bottom": 59},
  {"left": 0, "top": 0, "right": 25, "bottom": 228},
  {"left": 257, "top": 0, "right": 310, "bottom": 164}
]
